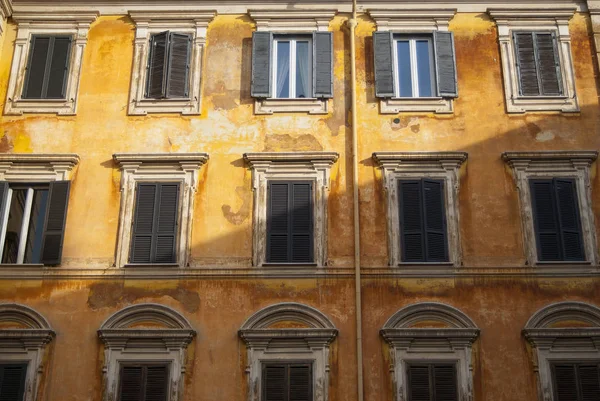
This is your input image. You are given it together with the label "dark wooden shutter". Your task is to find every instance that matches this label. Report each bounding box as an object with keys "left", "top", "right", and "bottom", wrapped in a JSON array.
[
  {"left": 146, "top": 32, "right": 169, "bottom": 98},
  {"left": 291, "top": 182, "right": 313, "bottom": 263},
  {"left": 0, "top": 365, "right": 27, "bottom": 401},
  {"left": 251, "top": 31, "right": 273, "bottom": 98},
  {"left": 40, "top": 181, "right": 71, "bottom": 265},
  {"left": 166, "top": 33, "right": 192, "bottom": 98},
  {"left": 536, "top": 32, "right": 562, "bottom": 96},
  {"left": 264, "top": 365, "right": 286, "bottom": 401},
  {"left": 423, "top": 180, "right": 448, "bottom": 262},
  {"left": 119, "top": 366, "right": 144, "bottom": 401},
  {"left": 0, "top": 182, "right": 9, "bottom": 232},
  {"left": 130, "top": 183, "right": 179, "bottom": 264},
  {"left": 289, "top": 365, "right": 311, "bottom": 401},
  {"left": 514, "top": 32, "right": 540, "bottom": 96},
  {"left": 399, "top": 180, "right": 425, "bottom": 262},
  {"left": 119, "top": 365, "right": 168, "bottom": 401},
  {"left": 530, "top": 180, "right": 561, "bottom": 261},
  {"left": 312, "top": 32, "right": 333, "bottom": 98},
  {"left": 578, "top": 364, "right": 600, "bottom": 401},
  {"left": 144, "top": 366, "right": 169, "bottom": 401},
  {"left": 267, "top": 182, "right": 290, "bottom": 263},
  {"left": 434, "top": 31, "right": 458, "bottom": 98},
  {"left": 554, "top": 179, "right": 584, "bottom": 261},
  {"left": 45, "top": 36, "right": 72, "bottom": 99},
  {"left": 263, "top": 364, "right": 312, "bottom": 401},
  {"left": 23, "top": 36, "right": 72, "bottom": 100},
  {"left": 373, "top": 31, "right": 395, "bottom": 98},
  {"left": 407, "top": 365, "right": 431, "bottom": 401},
  {"left": 23, "top": 36, "right": 51, "bottom": 99},
  {"left": 432, "top": 365, "right": 457, "bottom": 401}
]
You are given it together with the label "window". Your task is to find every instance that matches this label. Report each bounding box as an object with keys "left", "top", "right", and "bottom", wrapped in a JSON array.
[
  {"left": 488, "top": 8, "right": 578, "bottom": 113},
  {"left": 267, "top": 181, "right": 313, "bottom": 264},
  {"left": 244, "top": 152, "right": 338, "bottom": 268},
  {"left": 272, "top": 36, "right": 312, "bottom": 99},
  {"left": 407, "top": 364, "right": 457, "bottom": 401},
  {"left": 551, "top": 363, "right": 600, "bottom": 401},
  {"left": 239, "top": 303, "right": 338, "bottom": 401},
  {"left": 502, "top": 151, "right": 598, "bottom": 266},
  {"left": 22, "top": 35, "right": 72, "bottom": 100},
  {"left": 127, "top": 11, "right": 215, "bottom": 115},
  {"left": 530, "top": 178, "right": 584, "bottom": 262},
  {"left": 262, "top": 363, "right": 312, "bottom": 401},
  {"left": 373, "top": 152, "right": 466, "bottom": 267},
  {"left": 0, "top": 364, "right": 27, "bottom": 401},
  {"left": 145, "top": 32, "right": 191, "bottom": 99},
  {"left": 4, "top": 11, "right": 97, "bottom": 115},
  {"left": 398, "top": 179, "right": 448, "bottom": 263},
  {"left": 113, "top": 153, "right": 208, "bottom": 268},
  {"left": 393, "top": 36, "right": 435, "bottom": 98},
  {"left": 118, "top": 364, "right": 169, "bottom": 401},
  {"left": 381, "top": 303, "right": 479, "bottom": 401},
  {"left": 130, "top": 183, "right": 180, "bottom": 264}
]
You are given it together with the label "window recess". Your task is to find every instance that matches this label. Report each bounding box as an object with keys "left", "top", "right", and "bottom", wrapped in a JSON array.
[
  {"left": 146, "top": 31, "right": 192, "bottom": 99},
  {"left": 514, "top": 31, "right": 562, "bottom": 97},
  {"left": 22, "top": 35, "right": 72, "bottom": 100}
]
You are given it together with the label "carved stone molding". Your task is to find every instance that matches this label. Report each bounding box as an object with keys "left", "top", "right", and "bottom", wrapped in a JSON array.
[
  {"left": 239, "top": 303, "right": 338, "bottom": 401},
  {"left": 249, "top": 9, "right": 336, "bottom": 33},
  {"left": 502, "top": 151, "right": 598, "bottom": 266},
  {"left": 113, "top": 153, "right": 209, "bottom": 268},
  {"left": 381, "top": 302, "right": 479, "bottom": 401},
  {"left": 0, "top": 154, "right": 80, "bottom": 182},
  {"left": 244, "top": 152, "right": 338, "bottom": 268},
  {"left": 372, "top": 152, "right": 467, "bottom": 267},
  {"left": 0, "top": 0, "right": 12, "bottom": 36}
]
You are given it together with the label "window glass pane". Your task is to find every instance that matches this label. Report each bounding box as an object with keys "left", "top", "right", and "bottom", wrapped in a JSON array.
[
  {"left": 276, "top": 41, "right": 290, "bottom": 98},
  {"left": 24, "top": 189, "right": 49, "bottom": 264},
  {"left": 416, "top": 40, "right": 433, "bottom": 97},
  {"left": 295, "top": 41, "right": 310, "bottom": 98},
  {"left": 396, "top": 40, "right": 412, "bottom": 97},
  {"left": 2, "top": 190, "right": 27, "bottom": 264}
]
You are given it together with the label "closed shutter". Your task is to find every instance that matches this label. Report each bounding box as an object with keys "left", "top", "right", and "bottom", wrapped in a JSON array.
[
  {"left": 578, "top": 365, "right": 600, "bottom": 401},
  {"left": 264, "top": 365, "right": 286, "bottom": 401},
  {"left": 40, "top": 181, "right": 71, "bottom": 265},
  {"left": 118, "top": 365, "right": 168, "bottom": 401},
  {"left": 130, "top": 183, "right": 179, "bottom": 264},
  {"left": 552, "top": 364, "right": 600, "bottom": 401},
  {"left": 536, "top": 32, "right": 562, "bottom": 96},
  {"left": 267, "top": 181, "right": 313, "bottom": 263},
  {"left": 263, "top": 364, "right": 312, "bottom": 401},
  {"left": 432, "top": 365, "right": 457, "bottom": 401},
  {"left": 373, "top": 31, "right": 395, "bottom": 98},
  {"left": 514, "top": 32, "right": 562, "bottom": 96},
  {"left": 434, "top": 31, "right": 458, "bottom": 98},
  {"left": 119, "top": 366, "right": 144, "bottom": 401},
  {"left": 407, "top": 365, "right": 431, "bottom": 401},
  {"left": 555, "top": 179, "right": 584, "bottom": 261},
  {"left": 289, "top": 365, "right": 311, "bottom": 401},
  {"left": 399, "top": 181, "right": 425, "bottom": 262},
  {"left": 0, "top": 182, "right": 9, "bottom": 235},
  {"left": 312, "top": 32, "right": 333, "bottom": 98},
  {"left": 146, "top": 32, "right": 169, "bottom": 98},
  {"left": 0, "top": 365, "right": 27, "bottom": 401},
  {"left": 407, "top": 364, "right": 457, "bottom": 401},
  {"left": 23, "top": 36, "right": 72, "bottom": 99},
  {"left": 166, "top": 33, "right": 192, "bottom": 98},
  {"left": 144, "top": 366, "right": 169, "bottom": 401},
  {"left": 423, "top": 180, "right": 448, "bottom": 262},
  {"left": 251, "top": 31, "right": 273, "bottom": 98}
]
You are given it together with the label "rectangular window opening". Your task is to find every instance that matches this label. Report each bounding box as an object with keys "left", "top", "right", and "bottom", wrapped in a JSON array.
[
  {"left": 145, "top": 31, "right": 192, "bottom": 100},
  {"left": 393, "top": 36, "right": 436, "bottom": 98},
  {"left": 272, "top": 36, "right": 313, "bottom": 99},
  {"left": 407, "top": 363, "right": 458, "bottom": 401},
  {"left": 262, "top": 362, "right": 313, "bottom": 401},
  {"left": 22, "top": 35, "right": 72, "bottom": 100},
  {"left": 118, "top": 364, "right": 169, "bottom": 401}
]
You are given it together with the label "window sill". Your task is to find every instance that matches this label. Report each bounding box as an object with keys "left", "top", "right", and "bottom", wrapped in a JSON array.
[
  {"left": 379, "top": 96, "right": 453, "bottom": 114},
  {"left": 0, "top": 263, "right": 45, "bottom": 268},
  {"left": 123, "top": 263, "right": 181, "bottom": 268},
  {"left": 261, "top": 263, "right": 318, "bottom": 267},
  {"left": 535, "top": 260, "right": 591, "bottom": 266},
  {"left": 397, "top": 262, "right": 454, "bottom": 268},
  {"left": 128, "top": 97, "right": 200, "bottom": 115},
  {"left": 254, "top": 97, "right": 329, "bottom": 115},
  {"left": 507, "top": 95, "right": 579, "bottom": 113},
  {"left": 4, "top": 97, "right": 76, "bottom": 115}
]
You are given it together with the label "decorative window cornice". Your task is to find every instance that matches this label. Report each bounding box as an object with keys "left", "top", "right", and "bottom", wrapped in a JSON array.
[
  {"left": 249, "top": 9, "right": 337, "bottom": 33},
  {"left": 367, "top": 9, "right": 456, "bottom": 32},
  {"left": 0, "top": 0, "right": 12, "bottom": 35},
  {"left": 0, "top": 153, "right": 80, "bottom": 181}
]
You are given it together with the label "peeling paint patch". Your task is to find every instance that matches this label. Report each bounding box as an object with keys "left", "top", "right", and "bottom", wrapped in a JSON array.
[
  {"left": 222, "top": 185, "right": 252, "bottom": 225},
  {"left": 0, "top": 133, "right": 13, "bottom": 152},
  {"left": 263, "top": 134, "right": 323, "bottom": 152},
  {"left": 535, "top": 131, "right": 555, "bottom": 142}
]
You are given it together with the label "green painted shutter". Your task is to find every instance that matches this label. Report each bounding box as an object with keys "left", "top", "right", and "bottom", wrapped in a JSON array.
[
  {"left": 251, "top": 31, "right": 273, "bottom": 98},
  {"left": 40, "top": 181, "right": 71, "bottom": 265},
  {"left": 312, "top": 32, "right": 333, "bottom": 98},
  {"left": 146, "top": 32, "right": 169, "bottom": 98},
  {"left": 433, "top": 365, "right": 457, "bottom": 401},
  {"left": 291, "top": 182, "right": 313, "bottom": 263},
  {"left": 423, "top": 180, "right": 448, "bottom": 262},
  {"left": 267, "top": 182, "right": 290, "bottom": 263},
  {"left": 373, "top": 31, "right": 395, "bottom": 97},
  {"left": 554, "top": 179, "right": 584, "bottom": 261},
  {"left": 45, "top": 36, "right": 72, "bottom": 99},
  {"left": 399, "top": 180, "right": 425, "bottom": 262},
  {"left": 144, "top": 366, "right": 169, "bottom": 401},
  {"left": 166, "top": 33, "right": 192, "bottom": 98},
  {"left": 264, "top": 365, "right": 286, "bottom": 401},
  {"left": 0, "top": 365, "right": 27, "bottom": 401},
  {"left": 434, "top": 31, "right": 458, "bottom": 98},
  {"left": 530, "top": 179, "right": 561, "bottom": 261},
  {"left": 535, "top": 32, "right": 562, "bottom": 96},
  {"left": 407, "top": 365, "right": 431, "bottom": 401},
  {"left": 119, "top": 366, "right": 144, "bottom": 401}
]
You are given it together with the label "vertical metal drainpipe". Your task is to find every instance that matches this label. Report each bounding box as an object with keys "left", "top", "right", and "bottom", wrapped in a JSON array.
[{"left": 348, "top": 1, "right": 364, "bottom": 401}]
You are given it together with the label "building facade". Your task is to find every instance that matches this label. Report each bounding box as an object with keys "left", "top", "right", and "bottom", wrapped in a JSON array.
[{"left": 0, "top": 0, "right": 598, "bottom": 400}]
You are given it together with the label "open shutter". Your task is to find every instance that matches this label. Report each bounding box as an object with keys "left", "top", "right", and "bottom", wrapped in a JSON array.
[
  {"left": 291, "top": 182, "right": 313, "bottom": 263},
  {"left": 373, "top": 31, "right": 395, "bottom": 98},
  {"left": 433, "top": 365, "right": 457, "bottom": 401},
  {"left": 399, "top": 180, "right": 425, "bottom": 262},
  {"left": 264, "top": 365, "right": 286, "bottom": 401},
  {"left": 554, "top": 179, "right": 584, "bottom": 261},
  {"left": 0, "top": 182, "right": 9, "bottom": 235},
  {"left": 407, "top": 365, "right": 431, "bottom": 401},
  {"left": 144, "top": 366, "right": 169, "bottom": 401},
  {"left": 514, "top": 32, "right": 541, "bottom": 96},
  {"left": 530, "top": 180, "right": 561, "bottom": 261},
  {"left": 154, "top": 183, "right": 179, "bottom": 263},
  {"left": 119, "top": 366, "right": 144, "bottom": 401},
  {"left": 45, "top": 36, "right": 72, "bottom": 99},
  {"left": 0, "top": 365, "right": 27, "bottom": 401},
  {"left": 289, "top": 365, "right": 311, "bottom": 401},
  {"left": 40, "top": 181, "right": 71, "bottom": 265},
  {"left": 166, "top": 33, "right": 192, "bottom": 98},
  {"left": 312, "top": 32, "right": 333, "bottom": 98},
  {"left": 23, "top": 36, "right": 51, "bottom": 99},
  {"left": 423, "top": 180, "right": 448, "bottom": 262},
  {"left": 267, "top": 182, "right": 290, "bottom": 263},
  {"left": 131, "top": 184, "right": 158, "bottom": 263},
  {"left": 146, "top": 32, "right": 169, "bottom": 98},
  {"left": 251, "top": 31, "right": 273, "bottom": 98},
  {"left": 536, "top": 32, "right": 562, "bottom": 96},
  {"left": 552, "top": 365, "right": 578, "bottom": 401},
  {"left": 434, "top": 31, "right": 458, "bottom": 98},
  {"left": 578, "top": 364, "right": 600, "bottom": 401}
]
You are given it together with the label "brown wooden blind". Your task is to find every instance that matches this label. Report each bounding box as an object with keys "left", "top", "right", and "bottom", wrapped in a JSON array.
[
  {"left": 118, "top": 365, "right": 169, "bottom": 401},
  {"left": 552, "top": 363, "right": 600, "bottom": 401},
  {"left": 407, "top": 364, "right": 457, "bottom": 401},
  {"left": 262, "top": 363, "right": 312, "bottom": 401}
]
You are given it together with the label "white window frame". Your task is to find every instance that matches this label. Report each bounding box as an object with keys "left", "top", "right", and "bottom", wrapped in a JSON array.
[
  {"left": 381, "top": 302, "right": 479, "bottom": 401},
  {"left": 113, "top": 153, "right": 208, "bottom": 268},
  {"left": 502, "top": 151, "right": 598, "bottom": 267},
  {"left": 523, "top": 301, "right": 600, "bottom": 401},
  {"left": 239, "top": 303, "right": 338, "bottom": 401},
  {"left": 0, "top": 303, "right": 55, "bottom": 401},
  {"left": 272, "top": 35, "right": 313, "bottom": 99},
  {"left": 488, "top": 8, "right": 578, "bottom": 113},
  {"left": 244, "top": 152, "right": 338, "bottom": 269},
  {"left": 372, "top": 152, "right": 467, "bottom": 267},
  {"left": 127, "top": 11, "right": 215, "bottom": 115},
  {"left": 392, "top": 36, "right": 436, "bottom": 98},
  {"left": 98, "top": 304, "right": 195, "bottom": 401},
  {"left": 367, "top": 9, "right": 455, "bottom": 114},
  {"left": 4, "top": 11, "right": 97, "bottom": 115}
]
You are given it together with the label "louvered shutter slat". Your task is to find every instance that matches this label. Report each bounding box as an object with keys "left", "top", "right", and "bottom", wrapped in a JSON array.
[
  {"left": 373, "top": 31, "right": 395, "bottom": 97},
  {"left": 291, "top": 183, "right": 313, "bottom": 263},
  {"left": 553, "top": 365, "right": 578, "bottom": 401},
  {"left": 289, "top": 365, "right": 311, "bottom": 401},
  {"left": 399, "top": 181, "right": 425, "bottom": 262},
  {"left": 535, "top": 32, "right": 562, "bottom": 96},
  {"left": 267, "top": 182, "right": 290, "bottom": 262},
  {"left": 166, "top": 33, "right": 192, "bottom": 98},
  {"left": 578, "top": 365, "right": 600, "bottom": 401},
  {"left": 530, "top": 180, "right": 561, "bottom": 261},
  {"left": 408, "top": 365, "right": 431, "bottom": 401},
  {"left": 514, "top": 32, "right": 541, "bottom": 96},
  {"left": 0, "top": 365, "right": 27, "bottom": 401},
  {"left": 147, "top": 32, "right": 169, "bottom": 98},
  {"left": 554, "top": 179, "right": 584, "bottom": 261},
  {"left": 46, "top": 37, "right": 72, "bottom": 99},
  {"left": 264, "top": 365, "right": 286, "bottom": 401},
  {"left": 131, "top": 184, "right": 157, "bottom": 263},
  {"left": 23, "top": 36, "right": 51, "bottom": 99},
  {"left": 144, "top": 366, "right": 168, "bottom": 401},
  {"left": 251, "top": 32, "right": 273, "bottom": 98},
  {"left": 119, "top": 366, "right": 144, "bottom": 401},
  {"left": 433, "top": 365, "right": 458, "bottom": 401},
  {"left": 155, "top": 184, "right": 179, "bottom": 263},
  {"left": 423, "top": 180, "right": 448, "bottom": 262},
  {"left": 434, "top": 31, "right": 458, "bottom": 98},
  {"left": 40, "top": 181, "right": 71, "bottom": 265},
  {"left": 313, "top": 32, "right": 333, "bottom": 98}
]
